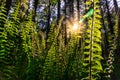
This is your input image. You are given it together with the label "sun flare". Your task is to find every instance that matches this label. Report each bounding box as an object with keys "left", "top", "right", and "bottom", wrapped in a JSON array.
[{"left": 73, "top": 23, "right": 78, "bottom": 31}]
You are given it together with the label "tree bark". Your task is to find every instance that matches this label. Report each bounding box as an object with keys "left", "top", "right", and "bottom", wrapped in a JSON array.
[
  {"left": 68, "top": 0, "right": 74, "bottom": 17},
  {"left": 63, "top": 0, "right": 66, "bottom": 45},
  {"left": 105, "top": 0, "right": 114, "bottom": 34},
  {"left": 46, "top": 0, "right": 51, "bottom": 40},
  {"left": 57, "top": 0, "right": 61, "bottom": 24},
  {"left": 113, "top": 0, "right": 118, "bottom": 13},
  {"left": 5, "top": 0, "right": 12, "bottom": 16},
  {"left": 77, "top": 0, "right": 80, "bottom": 21},
  {"left": 34, "top": 0, "right": 38, "bottom": 21},
  {"left": 117, "top": 8, "right": 120, "bottom": 56}
]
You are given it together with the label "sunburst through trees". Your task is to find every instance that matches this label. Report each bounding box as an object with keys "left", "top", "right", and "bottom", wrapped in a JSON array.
[{"left": 0, "top": 0, "right": 120, "bottom": 80}]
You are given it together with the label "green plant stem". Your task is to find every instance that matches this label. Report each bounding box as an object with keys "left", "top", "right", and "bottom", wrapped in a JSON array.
[{"left": 90, "top": 1, "right": 94, "bottom": 80}]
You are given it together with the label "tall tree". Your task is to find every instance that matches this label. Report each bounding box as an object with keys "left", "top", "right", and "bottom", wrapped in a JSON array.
[
  {"left": 113, "top": 0, "right": 118, "bottom": 13},
  {"left": 57, "top": 0, "right": 61, "bottom": 24},
  {"left": 5, "top": 0, "right": 12, "bottom": 16},
  {"left": 34, "top": 0, "right": 38, "bottom": 21},
  {"left": 105, "top": 0, "right": 114, "bottom": 34},
  {"left": 77, "top": 0, "right": 80, "bottom": 21},
  {"left": 46, "top": 0, "right": 51, "bottom": 39}
]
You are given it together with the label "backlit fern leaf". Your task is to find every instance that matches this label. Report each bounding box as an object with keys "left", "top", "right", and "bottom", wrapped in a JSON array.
[
  {"left": 42, "top": 16, "right": 64, "bottom": 80},
  {"left": 0, "top": 2, "right": 15, "bottom": 80},
  {"left": 83, "top": 0, "right": 103, "bottom": 79}
]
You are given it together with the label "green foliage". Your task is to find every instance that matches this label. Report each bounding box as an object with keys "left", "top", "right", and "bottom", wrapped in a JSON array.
[
  {"left": 83, "top": 0, "right": 103, "bottom": 79},
  {"left": 107, "top": 14, "right": 120, "bottom": 80},
  {"left": 0, "top": 1, "right": 34, "bottom": 79},
  {"left": 0, "top": 0, "right": 120, "bottom": 80},
  {"left": 101, "top": 9, "right": 118, "bottom": 80},
  {"left": 51, "top": 0, "right": 57, "bottom": 5},
  {"left": 42, "top": 16, "right": 64, "bottom": 80},
  {"left": 0, "top": 2, "right": 14, "bottom": 80}
]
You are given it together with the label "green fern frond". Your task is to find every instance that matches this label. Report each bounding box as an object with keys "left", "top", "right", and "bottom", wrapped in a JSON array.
[{"left": 83, "top": 0, "right": 103, "bottom": 79}]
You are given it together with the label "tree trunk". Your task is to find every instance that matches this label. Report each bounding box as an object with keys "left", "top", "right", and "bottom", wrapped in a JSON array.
[
  {"left": 68, "top": 0, "right": 74, "bottom": 17},
  {"left": 57, "top": 0, "right": 61, "bottom": 24},
  {"left": 77, "top": 0, "right": 80, "bottom": 21},
  {"left": 117, "top": 8, "right": 120, "bottom": 56},
  {"left": 105, "top": 0, "right": 114, "bottom": 34},
  {"left": 113, "top": 0, "right": 118, "bottom": 13},
  {"left": 5, "top": 0, "right": 12, "bottom": 16},
  {"left": 45, "top": 0, "right": 51, "bottom": 41},
  {"left": 34, "top": 0, "right": 38, "bottom": 21},
  {"left": 64, "top": 0, "right": 67, "bottom": 45}
]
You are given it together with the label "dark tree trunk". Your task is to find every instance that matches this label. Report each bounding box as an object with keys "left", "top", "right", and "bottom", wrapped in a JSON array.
[
  {"left": 5, "top": 0, "right": 12, "bottom": 15},
  {"left": 105, "top": 0, "right": 114, "bottom": 34},
  {"left": 64, "top": 0, "right": 66, "bottom": 16},
  {"left": 46, "top": 0, "right": 51, "bottom": 40},
  {"left": 117, "top": 8, "right": 120, "bottom": 56},
  {"left": 77, "top": 0, "right": 80, "bottom": 21},
  {"left": 71, "top": 0, "right": 74, "bottom": 17},
  {"left": 113, "top": 0, "right": 118, "bottom": 13},
  {"left": 57, "top": 0, "right": 61, "bottom": 24},
  {"left": 84, "top": 0, "right": 87, "bottom": 13},
  {"left": 34, "top": 0, "right": 38, "bottom": 21},
  {"left": 5, "top": 0, "right": 12, "bottom": 16},
  {"left": 68, "top": 0, "right": 74, "bottom": 17},
  {"left": 64, "top": 0, "right": 67, "bottom": 45}
]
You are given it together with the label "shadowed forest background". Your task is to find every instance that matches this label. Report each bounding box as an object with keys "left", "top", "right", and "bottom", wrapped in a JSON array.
[{"left": 0, "top": 0, "right": 120, "bottom": 80}]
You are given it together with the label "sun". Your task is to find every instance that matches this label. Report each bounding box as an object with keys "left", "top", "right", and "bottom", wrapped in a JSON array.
[{"left": 73, "top": 23, "right": 78, "bottom": 31}]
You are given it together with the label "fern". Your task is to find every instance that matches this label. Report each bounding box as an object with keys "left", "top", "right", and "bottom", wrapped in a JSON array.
[
  {"left": 0, "top": 2, "right": 8, "bottom": 79},
  {"left": 104, "top": 28, "right": 116, "bottom": 79},
  {"left": 42, "top": 16, "right": 64, "bottom": 80},
  {"left": 104, "top": 14, "right": 119, "bottom": 79},
  {"left": 0, "top": 2, "right": 16, "bottom": 80},
  {"left": 83, "top": 0, "right": 103, "bottom": 79},
  {"left": 2, "top": 2, "right": 32, "bottom": 79}
]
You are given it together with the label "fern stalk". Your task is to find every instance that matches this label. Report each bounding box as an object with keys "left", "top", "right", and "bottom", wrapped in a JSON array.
[{"left": 89, "top": 1, "right": 94, "bottom": 79}]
